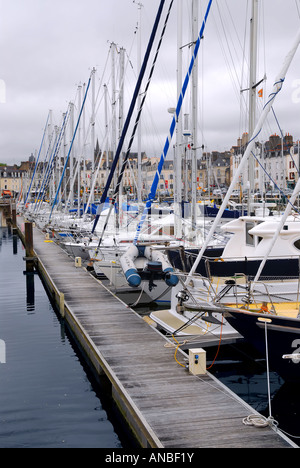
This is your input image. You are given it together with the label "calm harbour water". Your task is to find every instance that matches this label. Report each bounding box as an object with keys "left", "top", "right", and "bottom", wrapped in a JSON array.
[
  {"left": 0, "top": 227, "right": 130, "bottom": 448},
  {"left": 207, "top": 333, "right": 300, "bottom": 447}
]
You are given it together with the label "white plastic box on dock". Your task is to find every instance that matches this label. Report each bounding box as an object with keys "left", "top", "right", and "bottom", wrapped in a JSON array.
[{"left": 189, "top": 348, "right": 206, "bottom": 375}]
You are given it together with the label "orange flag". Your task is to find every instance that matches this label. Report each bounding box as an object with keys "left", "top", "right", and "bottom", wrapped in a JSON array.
[{"left": 258, "top": 88, "right": 263, "bottom": 98}]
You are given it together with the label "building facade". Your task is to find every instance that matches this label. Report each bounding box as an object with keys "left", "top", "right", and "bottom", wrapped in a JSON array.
[
  {"left": 3, "top": 133, "right": 299, "bottom": 202},
  {"left": 0, "top": 165, "right": 27, "bottom": 197}
]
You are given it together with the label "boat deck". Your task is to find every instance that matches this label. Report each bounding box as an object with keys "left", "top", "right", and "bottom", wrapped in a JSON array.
[
  {"left": 149, "top": 308, "right": 243, "bottom": 349},
  {"left": 236, "top": 303, "right": 300, "bottom": 318},
  {"left": 17, "top": 217, "right": 296, "bottom": 448}
]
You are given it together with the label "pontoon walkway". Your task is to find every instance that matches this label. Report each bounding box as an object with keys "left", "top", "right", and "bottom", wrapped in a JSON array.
[{"left": 17, "top": 217, "right": 296, "bottom": 448}]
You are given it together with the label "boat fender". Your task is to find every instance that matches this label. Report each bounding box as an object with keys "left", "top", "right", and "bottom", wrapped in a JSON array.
[
  {"left": 164, "top": 267, "right": 179, "bottom": 287},
  {"left": 120, "top": 244, "right": 145, "bottom": 288},
  {"left": 120, "top": 244, "right": 179, "bottom": 288},
  {"left": 144, "top": 247, "right": 179, "bottom": 287}
]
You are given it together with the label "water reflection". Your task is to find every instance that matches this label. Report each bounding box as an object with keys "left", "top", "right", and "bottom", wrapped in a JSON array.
[
  {"left": 270, "top": 381, "right": 300, "bottom": 444},
  {"left": 24, "top": 260, "right": 35, "bottom": 313},
  {"left": 12, "top": 233, "right": 18, "bottom": 255},
  {"left": 0, "top": 227, "right": 126, "bottom": 448},
  {"left": 0, "top": 226, "right": 6, "bottom": 249},
  {"left": 209, "top": 345, "right": 300, "bottom": 446}
]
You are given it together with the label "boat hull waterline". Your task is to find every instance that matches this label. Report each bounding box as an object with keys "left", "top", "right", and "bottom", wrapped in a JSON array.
[{"left": 223, "top": 308, "right": 300, "bottom": 382}]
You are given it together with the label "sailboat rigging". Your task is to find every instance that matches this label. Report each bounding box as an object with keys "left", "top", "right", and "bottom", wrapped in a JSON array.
[
  {"left": 133, "top": 0, "right": 213, "bottom": 245},
  {"left": 49, "top": 76, "right": 91, "bottom": 222},
  {"left": 147, "top": 1, "right": 300, "bottom": 382},
  {"left": 184, "top": 37, "right": 299, "bottom": 284},
  {"left": 105, "top": 0, "right": 214, "bottom": 298},
  {"left": 91, "top": 0, "right": 167, "bottom": 235},
  {"left": 24, "top": 113, "right": 50, "bottom": 206},
  {"left": 94, "top": 0, "right": 175, "bottom": 249}
]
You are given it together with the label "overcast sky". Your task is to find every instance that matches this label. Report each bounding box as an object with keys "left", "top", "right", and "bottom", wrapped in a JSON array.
[{"left": 1, "top": 0, "right": 300, "bottom": 165}]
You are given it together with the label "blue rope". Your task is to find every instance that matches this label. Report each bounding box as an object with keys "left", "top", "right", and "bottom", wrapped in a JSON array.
[
  {"left": 264, "top": 78, "right": 285, "bottom": 108},
  {"left": 133, "top": 0, "right": 213, "bottom": 245},
  {"left": 245, "top": 79, "right": 285, "bottom": 152}
]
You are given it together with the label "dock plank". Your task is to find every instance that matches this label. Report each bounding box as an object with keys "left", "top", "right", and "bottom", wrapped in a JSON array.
[{"left": 18, "top": 218, "right": 296, "bottom": 449}]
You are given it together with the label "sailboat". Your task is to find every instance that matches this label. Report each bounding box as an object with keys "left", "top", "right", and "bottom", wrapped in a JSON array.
[
  {"left": 150, "top": 3, "right": 300, "bottom": 381},
  {"left": 170, "top": 209, "right": 300, "bottom": 279},
  {"left": 88, "top": 0, "right": 215, "bottom": 305}
]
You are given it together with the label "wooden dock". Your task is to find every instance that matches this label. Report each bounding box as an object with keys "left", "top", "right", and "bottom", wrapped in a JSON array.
[
  {"left": 17, "top": 217, "right": 297, "bottom": 448},
  {"left": 0, "top": 200, "right": 15, "bottom": 228}
]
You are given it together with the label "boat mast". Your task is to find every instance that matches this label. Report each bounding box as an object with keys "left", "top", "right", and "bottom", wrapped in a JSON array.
[
  {"left": 174, "top": 0, "right": 183, "bottom": 239},
  {"left": 77, "top": 83, "right": 82, "bottom": 217},
  {"left": 104, "top": 83, "right": 109, "bottom": 181},
  {"left": 111, "top": 42, "right": 117, "bottom": 197},
  {"left": 82, "top": 82, "right": 86, "bottom": 207},
  {"left": 248, "top": 0, "right": 258, "bottom": 212},
  {"left": 135, "top": 1, "right": 143, "bottom": 205},
  {"left": 69, "top": 102, "right": 75, "bottom": 208},
  {"left": 191, "top": 0, "right": 199, "bottom": 232},
  {"left": 90, "top": 68, "right": 96, "bottom": 205},
  {"left": 118, "top": 47, "right": 125, "bottom": 229}
]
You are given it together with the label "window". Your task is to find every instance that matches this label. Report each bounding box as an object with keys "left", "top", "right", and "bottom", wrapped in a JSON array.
[{"left": 245, "top": 222, "right": 255, "bottom": 246}]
